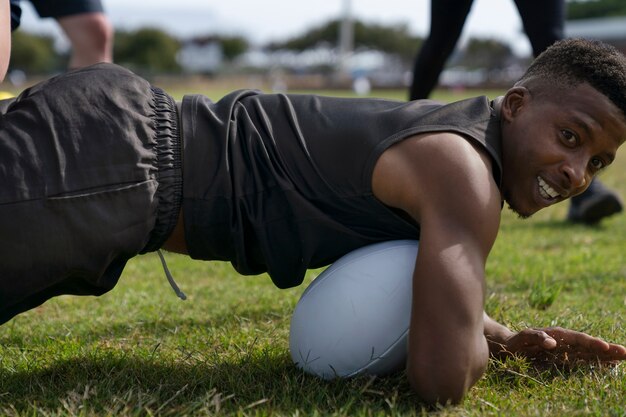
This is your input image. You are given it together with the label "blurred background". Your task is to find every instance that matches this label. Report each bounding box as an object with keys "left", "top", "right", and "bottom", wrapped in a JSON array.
[{"left": 3, "top": 0, "right": 626, "bottom": 96}]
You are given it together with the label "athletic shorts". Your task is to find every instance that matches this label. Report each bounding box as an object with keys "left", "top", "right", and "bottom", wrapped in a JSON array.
[
  {"left": 0, "top": 64, "right": 182, "bottom": 325},
  {"left": 26, "top": 0, "right": 104, "bottom": 19},
  {"left": 9, "top": 0, "right": 22, "bottom": 30}
]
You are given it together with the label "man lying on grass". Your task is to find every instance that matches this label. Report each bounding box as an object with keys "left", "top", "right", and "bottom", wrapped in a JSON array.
[{"left": 0, "top": 29, "right": 625, "bottom": 405}]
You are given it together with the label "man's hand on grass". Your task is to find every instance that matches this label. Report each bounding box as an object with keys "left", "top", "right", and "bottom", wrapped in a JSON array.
[{"left": 496, "top": 327, "right": 626, "bottom": 366}]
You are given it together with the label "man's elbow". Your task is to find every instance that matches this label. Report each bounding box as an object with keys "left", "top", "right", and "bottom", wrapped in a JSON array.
[{"left": 407, "top": 346, "right": 489, "bottom": 405}]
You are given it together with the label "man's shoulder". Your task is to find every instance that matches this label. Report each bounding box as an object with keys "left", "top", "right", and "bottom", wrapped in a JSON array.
[
  {"left": 398, "top": 132, "right": 498, "bottom": 202},
  {"left": 383, "top": 131, "right": 496, "bottom": 182},
  {"left": 374, "top": 131, "right": 502, "bottom": 227}
]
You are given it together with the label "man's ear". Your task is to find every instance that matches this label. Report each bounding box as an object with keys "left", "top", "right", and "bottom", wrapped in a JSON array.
[{"left": 501, "top": 86, "right": 529, "bottom": 122}]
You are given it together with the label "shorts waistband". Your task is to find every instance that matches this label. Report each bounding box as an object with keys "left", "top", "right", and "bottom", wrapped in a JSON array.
[{"left": 140, "top": 87, "right": 183, "bottom": 253}]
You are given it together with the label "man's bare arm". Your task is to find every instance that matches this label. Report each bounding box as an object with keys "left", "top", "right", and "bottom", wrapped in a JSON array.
[
  {"left": 373, "top": 132, "right": 502, "bottom": 404},
  {"left": 371, "top": 129, "right": 626, "bottom": 404},
  {"left": 1, "top": 0, "right": 11, "bottom": 82}
]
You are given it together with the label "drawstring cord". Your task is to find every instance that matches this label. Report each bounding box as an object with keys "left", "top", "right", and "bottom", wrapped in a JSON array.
[{"left": 157, "top": 250, "right": 187, "bottom": 300}]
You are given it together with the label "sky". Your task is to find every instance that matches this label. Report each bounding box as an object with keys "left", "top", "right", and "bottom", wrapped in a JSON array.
[{"left": 18, "top": 0, "right": 534, "bottom": 56}]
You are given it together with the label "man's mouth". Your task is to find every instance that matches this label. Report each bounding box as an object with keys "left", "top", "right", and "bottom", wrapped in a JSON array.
[{"left": 537, "top": 176, "right": 560, "bottom": 200}]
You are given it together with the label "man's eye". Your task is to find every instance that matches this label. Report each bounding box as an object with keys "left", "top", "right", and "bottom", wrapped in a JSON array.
[
  {"left": 590, "top": 158, "right": 605, "bottom": 170},
  {"left": 561, "top": 130, "right": 577, "bottom": 145}
]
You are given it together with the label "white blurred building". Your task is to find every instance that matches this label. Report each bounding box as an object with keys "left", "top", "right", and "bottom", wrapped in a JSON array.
[
  {"left": 565, "top": 16, "right": 626, "bottom": 53},
  {"left": 177, "top": 38, "right": 223, "bottom": 73}
]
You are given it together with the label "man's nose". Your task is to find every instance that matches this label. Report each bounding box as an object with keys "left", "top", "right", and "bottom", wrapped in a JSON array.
[{"left": 562, "top": 159, "right": 589, "bottom": 191}]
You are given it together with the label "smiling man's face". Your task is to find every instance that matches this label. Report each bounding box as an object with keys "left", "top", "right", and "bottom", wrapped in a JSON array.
[{"left": 499, "top": 82, "right": 626, "bottom": 219}]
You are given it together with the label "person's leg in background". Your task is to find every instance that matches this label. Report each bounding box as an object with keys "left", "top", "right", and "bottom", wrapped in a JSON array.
[
  {"left": 516, "top": 0, "right": 623, "bottom": 224},
  {"left": 565, "top": 178, "right": 623, "bottom": 224},
  {"left": 57, "top": 11, "right": 113, "bottom": 68},
  {"left": 408, "top": 0, "right": 474, "bottom": 100},
  {"left": 514, "top": 0, "right": 564, "bottom": 56},
  {"left": 28, "top": 0, "right": 113, "bottom": 68}
]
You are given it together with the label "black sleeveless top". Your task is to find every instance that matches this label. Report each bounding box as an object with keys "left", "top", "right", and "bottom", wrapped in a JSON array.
[{"left": 180, "top": 91, "right": 502, "bottom": 288}]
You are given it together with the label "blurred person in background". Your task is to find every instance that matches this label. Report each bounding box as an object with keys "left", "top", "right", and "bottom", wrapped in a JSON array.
[
  {"left": 9, "top": 0, "right": 113, "bottom": 69},
  {"left": 409, "top": 0, "right": 623, "bottom": 225}
]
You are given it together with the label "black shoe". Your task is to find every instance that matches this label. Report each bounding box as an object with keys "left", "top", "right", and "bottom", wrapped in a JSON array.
[{"left": 567, "top": 179, "right": 623, "bottom": 224}]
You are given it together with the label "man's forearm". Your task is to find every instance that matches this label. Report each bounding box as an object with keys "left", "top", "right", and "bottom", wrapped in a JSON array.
[{"left": 483, "top": 311, "right": 515, "bottom": 356}]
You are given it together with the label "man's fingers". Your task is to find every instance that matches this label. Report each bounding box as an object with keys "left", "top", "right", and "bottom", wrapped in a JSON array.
[
  {"left": 505, "top": 328, "right": 626, "bottom": 366},
  {"left": 508, "top": 328, "right": 626, "bottom": 363},
  {"left": 544, "top": 327, "right": 610, "bottom": 351},
  {"left": 542, "top": 336, "right": 557, "bottom": 349},
  {"left": 538, "top": 342, "right": 626, "bottom": 363},
  {"left": 606, "top": 343, "right": 626, "bottom": 359},
  {"left": 532, "top": 330, "right": 557, "bottom": 349},
  {"left": 512, "top": 329, "right": 557, "bottom": 350}
]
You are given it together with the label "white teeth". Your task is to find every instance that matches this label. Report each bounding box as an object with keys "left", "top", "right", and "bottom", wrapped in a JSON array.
[{"left": 538, "top": 176, "right": 559, "bottom": 199}]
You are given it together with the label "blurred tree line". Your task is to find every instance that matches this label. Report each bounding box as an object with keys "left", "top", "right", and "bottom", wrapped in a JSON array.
[
  {"left": 7, "top": 0, "right": 625, "bottom": 76},
  {"left": 567, "top": 0, "right": 626, "bottom": 19},
  {"left": 267, "top": 19, "right": 515, "bottom": 71},
  {"left": 10, "top": 31, "right": 59, "bottom": 73},
  {"left": 114, "top": 28, "right": 181, "bottom": 73},
  {"left": 267, "top": 19, "right": 421, "bottom": 64},
  {"left": 9, "top": 27, "right": 247, "bottom": 76}
]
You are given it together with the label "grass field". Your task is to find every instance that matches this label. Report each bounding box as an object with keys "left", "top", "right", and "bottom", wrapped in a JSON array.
[{"left": 1, "top": 86, "right": 625, "bottom": 416}]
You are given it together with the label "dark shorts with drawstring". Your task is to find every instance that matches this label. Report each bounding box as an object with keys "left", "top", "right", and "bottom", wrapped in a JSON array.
[
  {"left": 10, "top": 0, "right": 104, "bottom": 30},
  {"left": 27, "top": 0, "right": 104, "bottom": 19},
  {"left": 0, "top": 64, "right": 182, "bottom": 325}
]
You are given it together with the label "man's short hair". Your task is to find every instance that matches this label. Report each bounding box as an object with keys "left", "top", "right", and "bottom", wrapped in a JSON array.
[{"left": 516, "top": 38, "right": 626, "bottom": 118}]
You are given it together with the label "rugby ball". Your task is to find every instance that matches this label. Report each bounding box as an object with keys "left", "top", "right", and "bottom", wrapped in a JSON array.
[{"left": 289, "top": 240, "right": 418, "bottom": 379}]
